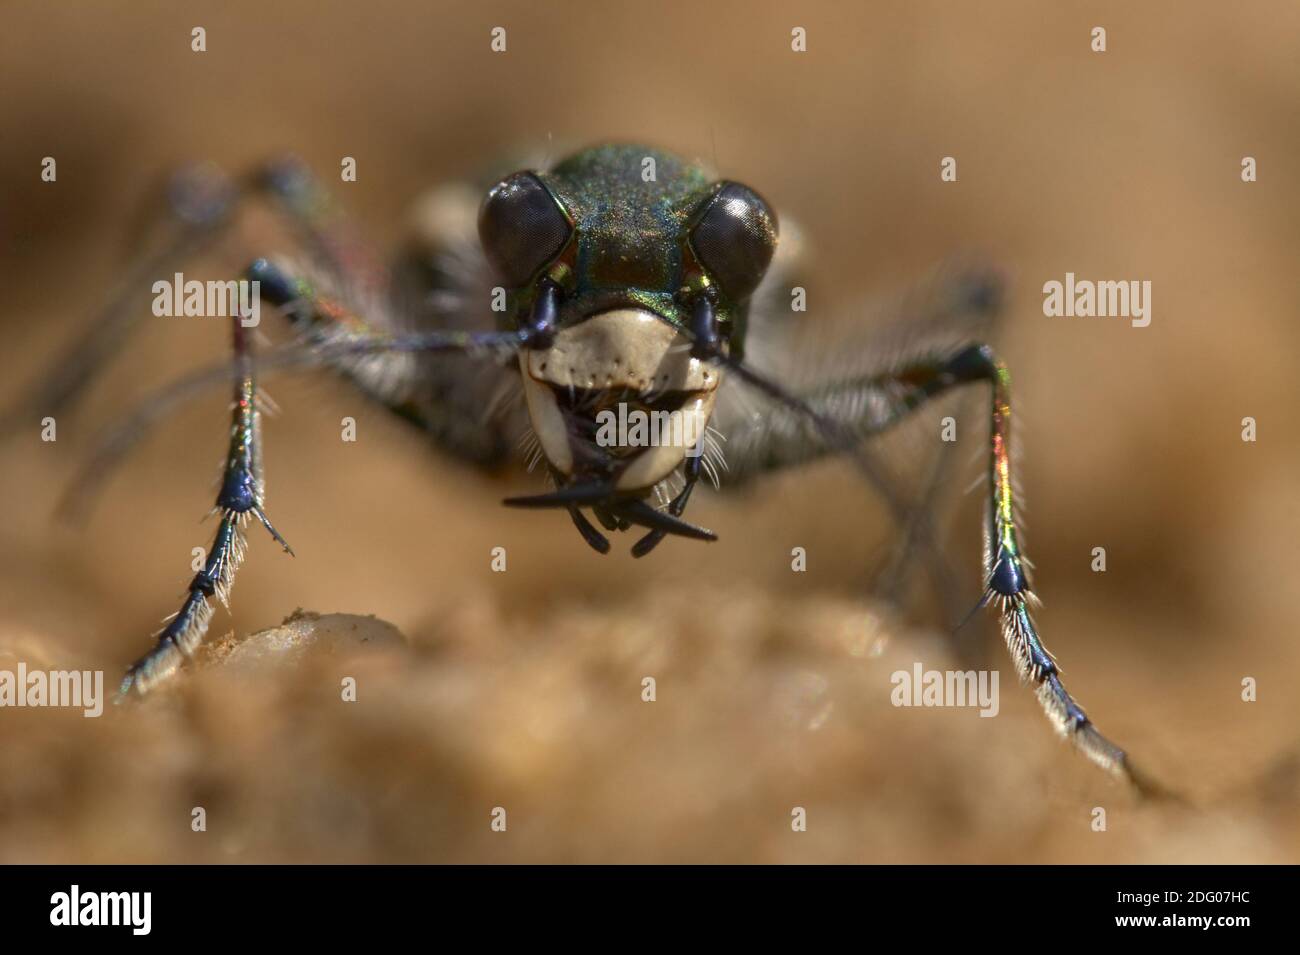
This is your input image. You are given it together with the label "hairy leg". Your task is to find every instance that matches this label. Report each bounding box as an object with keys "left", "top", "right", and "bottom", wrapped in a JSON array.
[
  {"left": 118, "top": 316, "right": 292, "bottom": 695},
  {"left": 105, "top": 232, "right": 528, "bottom": 694},
  {"left": 709, "top": 335, "right": 1159, "bottom": 792},
  {"left": 722, "top": 267, "right": 1003, "bottom": 630}
]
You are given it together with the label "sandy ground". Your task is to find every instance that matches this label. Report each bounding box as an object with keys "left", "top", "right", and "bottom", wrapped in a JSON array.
[{"left": 0, "top": 1, "right": 1297, "bottom": 863}]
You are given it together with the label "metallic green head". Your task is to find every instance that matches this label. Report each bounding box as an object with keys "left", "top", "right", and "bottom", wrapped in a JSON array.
[
  {"left": 478, "top": 144, "right": 777, "bottom": 347},
  {"left": 478, "top": 144, "right": 778, "bottom": 494}
]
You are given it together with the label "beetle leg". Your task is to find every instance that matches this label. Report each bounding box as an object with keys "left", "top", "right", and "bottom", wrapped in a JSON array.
[
  {"left": 712, "top": 340, "right": 1162, "bottom": 794},
  {"left": 941, "top": 345, "right": 1158, "bottom": 792},
  {"left": 118, "top": 316, "right": 292, "bottom": 697},
  {"left": 54, "top": 256, "right": 524, "bottom": 522},
  {"left": 870, "top": 428, "right": 966, "bottom": 636},
  {"left": 1, "top": 158, "right": 375, "bottom": 436},
  {"left": 105, "top": 261, "right": 528, "bottom": 696}
]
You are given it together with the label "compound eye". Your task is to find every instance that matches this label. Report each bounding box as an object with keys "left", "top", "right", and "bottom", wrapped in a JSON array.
[
  {"left": 478, "top": 172, "right": 572, "bottom": 288},
  {"left": 689, "top": 182, "right": 778, "bottom": 301}
]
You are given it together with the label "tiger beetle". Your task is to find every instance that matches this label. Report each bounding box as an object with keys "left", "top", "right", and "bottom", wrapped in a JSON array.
[{"left": 6, "top": 143, "right": 1159, "bottom": 794}]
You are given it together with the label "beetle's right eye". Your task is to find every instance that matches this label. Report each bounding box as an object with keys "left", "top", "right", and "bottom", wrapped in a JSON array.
[{"left": 478, "top": 172, "right": 572, "bottom": 288}]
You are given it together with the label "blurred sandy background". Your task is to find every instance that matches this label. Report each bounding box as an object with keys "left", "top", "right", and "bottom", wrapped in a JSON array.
[{"left": 1, "top": 0, "right": 1297, "bottom": 862}]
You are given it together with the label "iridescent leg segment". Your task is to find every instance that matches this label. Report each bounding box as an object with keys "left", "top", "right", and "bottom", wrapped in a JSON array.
[
  {"left": 722, "top": 340, "right": 1154, "bottom": 791},
  {"left": 946, "top": 345, "right": 1145, "bottom": 785},
  {"left": 118, "top": 318, "right": 292, "bottom": 696}
]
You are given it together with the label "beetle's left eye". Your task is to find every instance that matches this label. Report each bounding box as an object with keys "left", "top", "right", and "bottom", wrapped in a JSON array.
[
  {"left": 478, "top": 172, "right": 572, "bottom": 288},
  {"left": 689, "top": 182, "right": 778, "bottom": 301}
]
